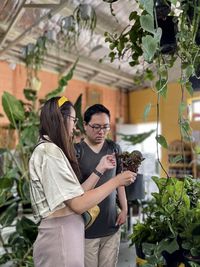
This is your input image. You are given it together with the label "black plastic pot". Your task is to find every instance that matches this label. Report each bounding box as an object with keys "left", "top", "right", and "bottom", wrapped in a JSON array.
[
  {"left": 125, "top": 173, "right": 145, "bottom": 201},
  {"left": 155, "top": 0, "right": 171, "bottom": 19},
  {"left": 157, "top": 16, "right": 177, "bottom": 54}
]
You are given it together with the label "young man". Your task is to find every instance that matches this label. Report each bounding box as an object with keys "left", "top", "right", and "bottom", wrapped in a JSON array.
[{"left": 75, "top": 104, "right": 127, "bottom": 267}]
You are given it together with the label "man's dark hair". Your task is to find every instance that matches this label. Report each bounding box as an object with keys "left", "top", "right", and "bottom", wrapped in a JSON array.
[{"left": 84, "top": 104, "right": 110, "bottom": 124}]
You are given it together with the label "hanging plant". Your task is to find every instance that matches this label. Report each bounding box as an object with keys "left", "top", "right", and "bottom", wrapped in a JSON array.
[
  {"left": 23, "top": 36, "right": 47, "bottom": 92},
  {"left": 73, "top": 4, "right": 96, "bottom": 34}
]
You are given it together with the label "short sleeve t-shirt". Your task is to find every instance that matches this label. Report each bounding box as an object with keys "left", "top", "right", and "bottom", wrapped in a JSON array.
[
  {"left": 29, "top": 142, "right": 84, "bottom": 223},
  {"left": 75, "top": 140, "right": 121, "bottom": 238}
]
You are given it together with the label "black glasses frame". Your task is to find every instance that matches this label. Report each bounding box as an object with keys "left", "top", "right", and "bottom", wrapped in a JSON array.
[
  {"left": 88, "top": 123, "right": 110, "bottom": 132},
  {"left": 68, "top": 115, "right": 78, "bottom": 124}
]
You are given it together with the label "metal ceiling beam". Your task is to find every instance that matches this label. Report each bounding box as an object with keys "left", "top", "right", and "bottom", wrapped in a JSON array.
[
  {"left": 0, "top": 0, "right": 72, "bottom": 56},
  {"left": 0, "top": 0, "right": 27, "bottom": 48},
  {"left": 24, "top": 4, "right": 60, "bottom": 9},
  {"left": 48, "top": 49, "right": 134, "bottom": 84}
]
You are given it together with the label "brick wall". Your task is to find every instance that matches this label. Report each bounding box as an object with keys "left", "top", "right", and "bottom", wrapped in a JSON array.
[{"left": 0, "top": 60, "right": 129, "bottom": 134}]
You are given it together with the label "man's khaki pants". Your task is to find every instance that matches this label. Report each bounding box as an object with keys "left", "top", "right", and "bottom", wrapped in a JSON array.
[{"left": 84, "top": 230, "right": 121, "bottom": 267}]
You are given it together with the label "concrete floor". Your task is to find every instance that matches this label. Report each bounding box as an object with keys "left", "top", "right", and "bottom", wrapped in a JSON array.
[{"left": 117, "top": 241, "right": 136, "bottom": 267}]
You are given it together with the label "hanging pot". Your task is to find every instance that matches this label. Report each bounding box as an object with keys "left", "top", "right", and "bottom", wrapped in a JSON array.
[
  {"left": 61, "top": 15, "right": 76, "bottom": 31},
  {"left": 31, "top": 77, "right": 42, "bottom": 92},
  {"left": 125, "top": 173, "right": 145, "bottom": 201},
  {"left": 79, "top": 4, "right": 94, "bottom": 20},
  {"left": 155, "top": 0, "right": 171, "bottom": 19},
  {"left": 157, "top": 16, "right": 177, "bottom": 54},
  {"left": 44, "top": 30, "right": 57, "bottom": 43},
  {"left": 102, "top": 0, "right": 119, "bottom": 2}
]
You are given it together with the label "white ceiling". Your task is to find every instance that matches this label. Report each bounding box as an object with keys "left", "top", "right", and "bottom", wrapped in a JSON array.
[{"left": 0, "top": 0, "right": 158, "bottom": 90}]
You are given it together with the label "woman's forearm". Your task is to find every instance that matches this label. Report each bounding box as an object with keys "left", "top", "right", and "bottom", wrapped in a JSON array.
[{"left": 66, "top": 177, "right": 119, "bottom": 214}]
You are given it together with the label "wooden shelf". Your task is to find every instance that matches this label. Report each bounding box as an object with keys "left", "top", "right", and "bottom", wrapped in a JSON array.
[
  {"left": 168, "top": 140, "right": 196, "bottom": 178},
  {"left": 169, "top": 163, "right": 191, "bottom": 168},
  {"left": 168, "top": 151, "right": 191, "bottom": 156}
]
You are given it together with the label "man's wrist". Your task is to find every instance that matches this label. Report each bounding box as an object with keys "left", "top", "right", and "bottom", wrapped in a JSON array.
[{"left": 93, "top": 169, "right": 103, "bottom": 178}]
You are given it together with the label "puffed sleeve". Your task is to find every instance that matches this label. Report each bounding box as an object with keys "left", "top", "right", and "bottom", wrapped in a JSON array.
[{"left": 40, "top": 143, "right": 84, "bottom": 211}]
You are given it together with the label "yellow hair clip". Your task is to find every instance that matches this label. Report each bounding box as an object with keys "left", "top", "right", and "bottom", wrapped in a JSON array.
[{"left": 58, "top": 96, "right": 68, "bottom": 107}]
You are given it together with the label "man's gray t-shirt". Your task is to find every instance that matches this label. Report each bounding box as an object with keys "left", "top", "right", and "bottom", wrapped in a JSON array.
[{"left": 75, "top": 140, "right": 121, "bottom": 238}]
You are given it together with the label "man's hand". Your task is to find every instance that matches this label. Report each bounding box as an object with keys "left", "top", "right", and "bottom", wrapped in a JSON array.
[{"left": 96, "top": 154, "right": 116, "bottom": 174}]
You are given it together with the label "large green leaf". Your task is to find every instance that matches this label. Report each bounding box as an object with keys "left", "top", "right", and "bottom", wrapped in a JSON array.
[
  {"left": 118, "top": 129, "right": 155, "bottom": 145},
  {"left": 155, "top": 134, "right": 168, "bottom": 149},
  {"left": 2, "top": 92, "right": 25, "bottom": 126},
  {"left": 16, "top": 216, "right": 37, "bottom": 243},
  {"left": 0, "top": 202, "right": 18, "bottom": 227},
  {"left": 140, "top": 14, "right": 155, "bottom": 34},
  {"left": 142, "top": 35, "right": 158, "bottom": 62},
  {"left": 138, "top": 0, "right": 154, "bottom": 16},
  {"left": 157, "top": 238, "right": 179, "bottom": 254},
  {"left": 20, "top": 125, "right": 39, "bottom": 147},
  {"left": 74, "top": 94, "right": 84, "bottom": 134}
]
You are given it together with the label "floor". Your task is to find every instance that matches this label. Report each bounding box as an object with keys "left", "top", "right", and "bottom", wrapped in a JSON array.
[{"left": 117, "top": 241, "right": 136, "bottom": 267}]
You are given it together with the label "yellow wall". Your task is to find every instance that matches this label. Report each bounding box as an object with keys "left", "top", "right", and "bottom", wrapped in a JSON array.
[{"left": 129, "top": 82, "right": 200, "bottom": 176}]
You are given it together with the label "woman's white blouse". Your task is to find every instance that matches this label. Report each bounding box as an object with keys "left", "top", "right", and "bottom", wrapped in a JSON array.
[{"left": 29, "top": 142, "right": 84, "bottom": 223}]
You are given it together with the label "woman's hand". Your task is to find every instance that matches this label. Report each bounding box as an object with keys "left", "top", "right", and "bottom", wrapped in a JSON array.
[
  {"left": 116, "top": 209, "right": 127, "bottom": 226},
  {"left": 96, "top": 154, "right": 116, "bottom": 174},
  {"left": 116, "top": 171, "right": 137, "bottom": 186}
]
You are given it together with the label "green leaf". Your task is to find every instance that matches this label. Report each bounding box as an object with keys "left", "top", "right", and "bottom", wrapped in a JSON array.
[
  {"left": 142, "top": 35, "right": 158, "bottom": 62},
  {"left": 16, "top": 217, "right": 37, "bottom": 243},
  {"left": 155, "top": 134, "right": 168, "bottom": 149},
  {"left": 169, "top": 155, "right": 183, "bottom": 164},
  {"left": 129, "top": 11, "right": 138, "bottom": 21},
  {"left": 143, "top": 103, "right": 152, "bottom": 121},
  {"left": 2, "top": 92, "right": 25, "bottom": 126},
  {"left": 179, "top": 102, "right": 187, "bottom": 116},
  {"left": 158, "top": 238, "right": 179, "bottom": 254},
  {"left": 23, "top": 88, "right": 37, "bottom": 101},
  {"left": 140, "top": 14, "right": 155, "bottom": 34},
  {"left": 138, "top": 0, "right": 154, "bottom": 16},
  {"left": 20, "top": 125, "right": 39, "bottom": 147},
  {"left": 45, "top": 59, "right": 78, "bottom": 100},
  {"left": 118, "top": 129, "right": 155, "bottom": 145},
  {"left": 185, "top": 81, "right": 193, "bottom": 96},
  {"left": 186, "top": 65, "right": 194, "bottom": 78},
  {"left": 74, "top": 94, "right": 84, "bottom": 134},
  {"left": 0, "top": 202, "right": 18, "bottom": 227},
  {"left": 155, "top": 79, "right": 167, "bottom": 98}
]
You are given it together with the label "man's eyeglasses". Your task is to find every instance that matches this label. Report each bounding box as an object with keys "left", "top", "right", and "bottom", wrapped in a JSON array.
[
  {"left": 88, "top": 124, "right": 110, "bottom": 132},
  {"left": 68, "top": 115, "right": 78, "bottom": 124}
]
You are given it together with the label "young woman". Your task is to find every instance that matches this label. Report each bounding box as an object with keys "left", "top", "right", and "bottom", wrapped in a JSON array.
[{"left": 29, "top": 96, "right": 136, "bottom": 267}]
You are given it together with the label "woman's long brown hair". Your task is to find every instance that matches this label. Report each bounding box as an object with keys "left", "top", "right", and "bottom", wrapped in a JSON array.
[{"left": 39, "top": 97, "right": 81, "bottom": 178}]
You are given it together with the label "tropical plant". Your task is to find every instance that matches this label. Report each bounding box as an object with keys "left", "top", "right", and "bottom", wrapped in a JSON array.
[
  {"left": 129, "top": 176, "right": 200, "bottom": 267},
  {"left": 0, "top": 62, "right": 82, "bottom": 266},
  {"left": 118, "top": 129, "right": 155, "bottom": 145},
  {"left": 105, "top": 0, "right": 200, "bottom": 147}
]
